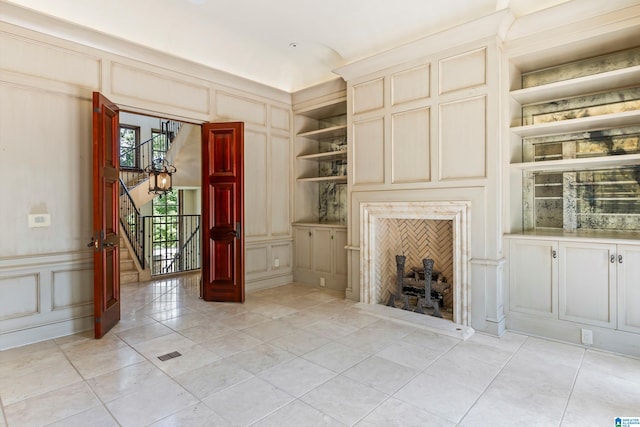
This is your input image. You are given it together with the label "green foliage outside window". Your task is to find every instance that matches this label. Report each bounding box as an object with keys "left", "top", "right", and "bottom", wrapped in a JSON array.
[
  {"left": 152, "top": 190, "right": 179, "bottom": 247},
  {"left": 120, "top": 127, "right": 138, "bottom": 168}
]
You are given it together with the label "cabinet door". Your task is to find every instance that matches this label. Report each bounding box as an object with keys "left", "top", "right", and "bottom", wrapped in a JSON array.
[
  {"left": 618, "top": 244, "right": 640, "bottom": 333},
  {"left": 314, "top": 228, "right": 332, "bottom": 274},
  {"left": 509, "top": 239, "right": 558, "bottom": 317},
  {"left": 334, "top": 229, "right": 348, "bottom": 276},
  {"left": 559, "top": 242, "right": 616, "bottom": 328},
  {"left": 294, "top": 227, "right": 313, "bottom": 270}
]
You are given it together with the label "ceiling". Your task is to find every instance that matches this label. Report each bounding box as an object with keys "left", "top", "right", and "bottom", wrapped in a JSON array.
[{"left": 5, "top": 0, "right": 572, "bottom": 92}]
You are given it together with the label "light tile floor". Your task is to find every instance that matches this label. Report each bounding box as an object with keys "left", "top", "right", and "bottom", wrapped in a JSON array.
[{"left": 1, "top": 273, "right": 638, "bottom": 426}]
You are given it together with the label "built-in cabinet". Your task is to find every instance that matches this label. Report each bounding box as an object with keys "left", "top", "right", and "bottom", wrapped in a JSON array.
[
  {"left": 292, "top": 82, "right": 348, "bottom": 290},
  {"left": 293, "top": 224, "right": 347, "bottom": 290},
  {"left": 509, "top": 237, "right": 640, "bottom": 334},
  {"left": 506, "top": 46, "right": 640, "bottom": 352}
]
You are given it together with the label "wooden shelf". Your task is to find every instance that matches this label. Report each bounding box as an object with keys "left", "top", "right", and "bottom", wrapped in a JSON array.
[
  {"left": 510, "top": 153, "right": 640, "bottom": 172},
  {"left": 510, "top": 110, "right": 640, "bottom": 138},
  {"left": 293, "top": 221, "right": 347, "bottom": 228},
  {"left": 297, "top": 175, "right": 347, "bottom": 183},
  {"left": 295, "top": 99, "right": 347, "bottom": 120},
  {"left": 511, "top": 65, "right": 640, "bottom": 105},
  {"left": 297, "top": 124, "right": 347, "bottom": 140},
  {"left": 297, "top": 150, "right": 347, "bottom": 161}
]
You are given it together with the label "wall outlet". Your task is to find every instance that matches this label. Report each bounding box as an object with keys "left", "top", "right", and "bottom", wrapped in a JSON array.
[
  {"left": 581, "top": 328, "right": 593, "bottom": 345},
  {"left": 274, "top": 258, "right": 280, "bottom": 268},
  {"left": 319, "top": 277, "right": 326, "bottom": 287}
]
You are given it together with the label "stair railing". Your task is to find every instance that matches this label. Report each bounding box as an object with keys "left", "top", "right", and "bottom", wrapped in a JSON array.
[
  {"left": 119, "top": 178, "right": 145, "bottom": 268},
  {"left": 144, "top": 214, "right": 201, "bottom": 276},
  {"left": 120, "top": 119, "right": 182, "bottom": 190},
  {"left": 163, "top": 223, "right": 200, "bottom": 274}
]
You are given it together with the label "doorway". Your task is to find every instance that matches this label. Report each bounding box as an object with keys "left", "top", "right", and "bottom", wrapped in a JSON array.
[{"left": 118, "top": 111, "right": 203, "bottom": 278}]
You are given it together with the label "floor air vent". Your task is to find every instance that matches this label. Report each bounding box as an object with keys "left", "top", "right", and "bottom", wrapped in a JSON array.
[{"left": 157, "top": 351, "right": 182, "bottom": 361}]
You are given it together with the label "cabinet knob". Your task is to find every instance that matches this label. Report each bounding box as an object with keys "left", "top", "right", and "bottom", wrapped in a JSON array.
[
  {"left": 309, "top": 231, "right": 312, "bottom": 237},
  {"left": 552, "top": 250, "right": 557, "bottom": 259},
  {"left": 618, "top": 254, "right": 623, "bottom": 263},
  {"left": 610, "top": 254, "right": 615, "bottom": 263}
]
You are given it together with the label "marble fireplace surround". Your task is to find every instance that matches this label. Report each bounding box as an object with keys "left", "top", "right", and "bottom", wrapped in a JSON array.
[{"left": 360, "top": 201, "right": 471, "bottom": 327}]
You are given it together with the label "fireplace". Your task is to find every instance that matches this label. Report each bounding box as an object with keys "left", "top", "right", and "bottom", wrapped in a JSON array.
[{"left": 360, "top": 201, "right": 470, "bottom": 325}]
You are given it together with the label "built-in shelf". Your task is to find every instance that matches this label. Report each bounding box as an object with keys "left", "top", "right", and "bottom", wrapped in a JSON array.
[
  {"left": 511, "top": 65, "right": 640, "bottom": 105},
  {"left": 294, "top": 90, "right": 348, "bottom": 226},
  {"left": 510, "top": 153, "right": 640, "bottom": 172},
  {"left": 511, "top": 110, "right": 640, "bottom": 138},
  {"left": 297, "top": 124, "right": 347, "bottom": 140},
  {"left": 297, "top": 175, "right": 347, "bottom": 183},
  {"left": 297, "top": 150, "right": 347, "bottom": 161},
  {"left": 293, "top": 221, "right": 347, "bottom": 228}
]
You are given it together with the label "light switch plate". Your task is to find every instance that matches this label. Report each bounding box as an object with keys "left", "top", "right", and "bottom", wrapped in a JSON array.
[{"left": 28, "top": 214, "right": 51, "bottom": 228}]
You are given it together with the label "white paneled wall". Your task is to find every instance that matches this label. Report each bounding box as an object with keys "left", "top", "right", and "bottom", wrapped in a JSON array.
[
  {"left": 342, "top": 37, "right": 505, "bottom": 334},
  {"left": 391, "top": 108, "right": 430, "bottom": 183},
  {"left": 0, "top": 11, "right": 293, "bottom": 349}
]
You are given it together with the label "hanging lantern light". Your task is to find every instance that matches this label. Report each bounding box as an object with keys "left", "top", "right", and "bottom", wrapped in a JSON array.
[{"left": 144, "top": 158, "right": 177, "bottom": 195}]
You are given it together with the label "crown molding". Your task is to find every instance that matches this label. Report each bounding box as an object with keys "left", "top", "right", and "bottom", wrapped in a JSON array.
[{"left": 0, "top": 0, "right": 291, "bottom": 104}]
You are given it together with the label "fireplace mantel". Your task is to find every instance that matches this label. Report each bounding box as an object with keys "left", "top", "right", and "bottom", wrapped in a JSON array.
[{"left": 360, "top": 201, "right": 471, "bottom": 326}]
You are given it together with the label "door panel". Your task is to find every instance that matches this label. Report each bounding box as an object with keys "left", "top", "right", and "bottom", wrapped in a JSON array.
[
  {"left": 559, "top": 241, "right": 615, "bottom": 328},
  {"left": 202, "top": 122, "right": 244, "bottom": 302},
  {"left": 509, "top": 239, "right": 558, "bottom": 317},
  {"left": 618, "top": 244, "right": 640, "bottom": 333},
  {"left": 314, "top": 229, "right": 332, "bottom": 274},
  {"left": 294, "top": 227, "right": 313, "bottom": 270},
  {"left": 92, "top": 92, "right": 120, "bottom": 338},
  {"left": 334, "top": 229, "right": 348, "bottom": 276}
]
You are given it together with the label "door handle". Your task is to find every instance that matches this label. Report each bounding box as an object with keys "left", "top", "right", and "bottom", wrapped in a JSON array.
[
  {"left": 610, "top": 254, "right": 615, "bottom": 263},
  {"left": 227, "top": 222, "right": 241, "bottom": 239},
  {"left": 552, "top": 250, "right": 557, "bottom": 259},
  {"left": 618, "top": 254, "right": 623, "bottom": 263}
]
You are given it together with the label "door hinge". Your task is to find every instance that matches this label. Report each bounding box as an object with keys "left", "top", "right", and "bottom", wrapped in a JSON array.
[{"left": 93, "top": 107, "right": 101, "bottom": 113}]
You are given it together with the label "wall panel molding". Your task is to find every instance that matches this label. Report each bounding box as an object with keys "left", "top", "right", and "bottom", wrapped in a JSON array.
[
  {"left": 352, "top": 117, "right": 385, "bottom": 185},
  {"left": 353, "top": 78, "right": 384, "bottom": 115},
  {"left": 216, "top": 91, "right": 267, "bottom": 126},
  {"left": 270, "top": 106, "right": 290, "bottom": 131},
  {"left": 391, "top": 64, "right": 430, "bottom": 105},
  {"left": 0, "top": 273, "right": 40, "bottom": 321},
  {"left": 391, "top": 107, "right": 431, "bottom": 184},
  {"left": 439, "top": 47, "right": 487, "bottom": 94},
  {"left": 244, "top": 130, "right": 269, "bottom": 238},
  {"left": 110, "top": 61, "right": 210, "bottom": 115},
  {"left": 439, "top": 95, "right": 487, "bottom": 180},
  {"left": 51, "top": 267, "right": 93, "bottom": 311},
  {"left": 0, "top": 31, "right": 100, "bottom": 90}
]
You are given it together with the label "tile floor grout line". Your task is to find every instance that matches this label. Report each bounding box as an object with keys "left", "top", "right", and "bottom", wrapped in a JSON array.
[
  {"left": 558, "top": 347, "right": 587, "bottom": 427},
  {"left": 51, "top": 339, "right": 121, "bottom": 427},
  {"left": 455, "top": 335, "right": 530, "bottom": 426},
  {"left": 0, "top": 394, "right": 7, "bottom": 427}
]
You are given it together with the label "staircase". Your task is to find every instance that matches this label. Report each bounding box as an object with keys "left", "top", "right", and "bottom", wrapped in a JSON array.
[
  {"left": 119, "top": 237, "right": 139, "bottom": 284},
  {"left": 118, "top": 118, "right": 200, "bottom": 282}
]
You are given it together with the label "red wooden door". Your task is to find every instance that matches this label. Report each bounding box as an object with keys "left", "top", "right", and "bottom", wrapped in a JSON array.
[
  {"left": 92, "top": 92, "right": 121, "bottom": 338},
  {"left": 201, "top": 122, "right": 245, "bottom": 302}
]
